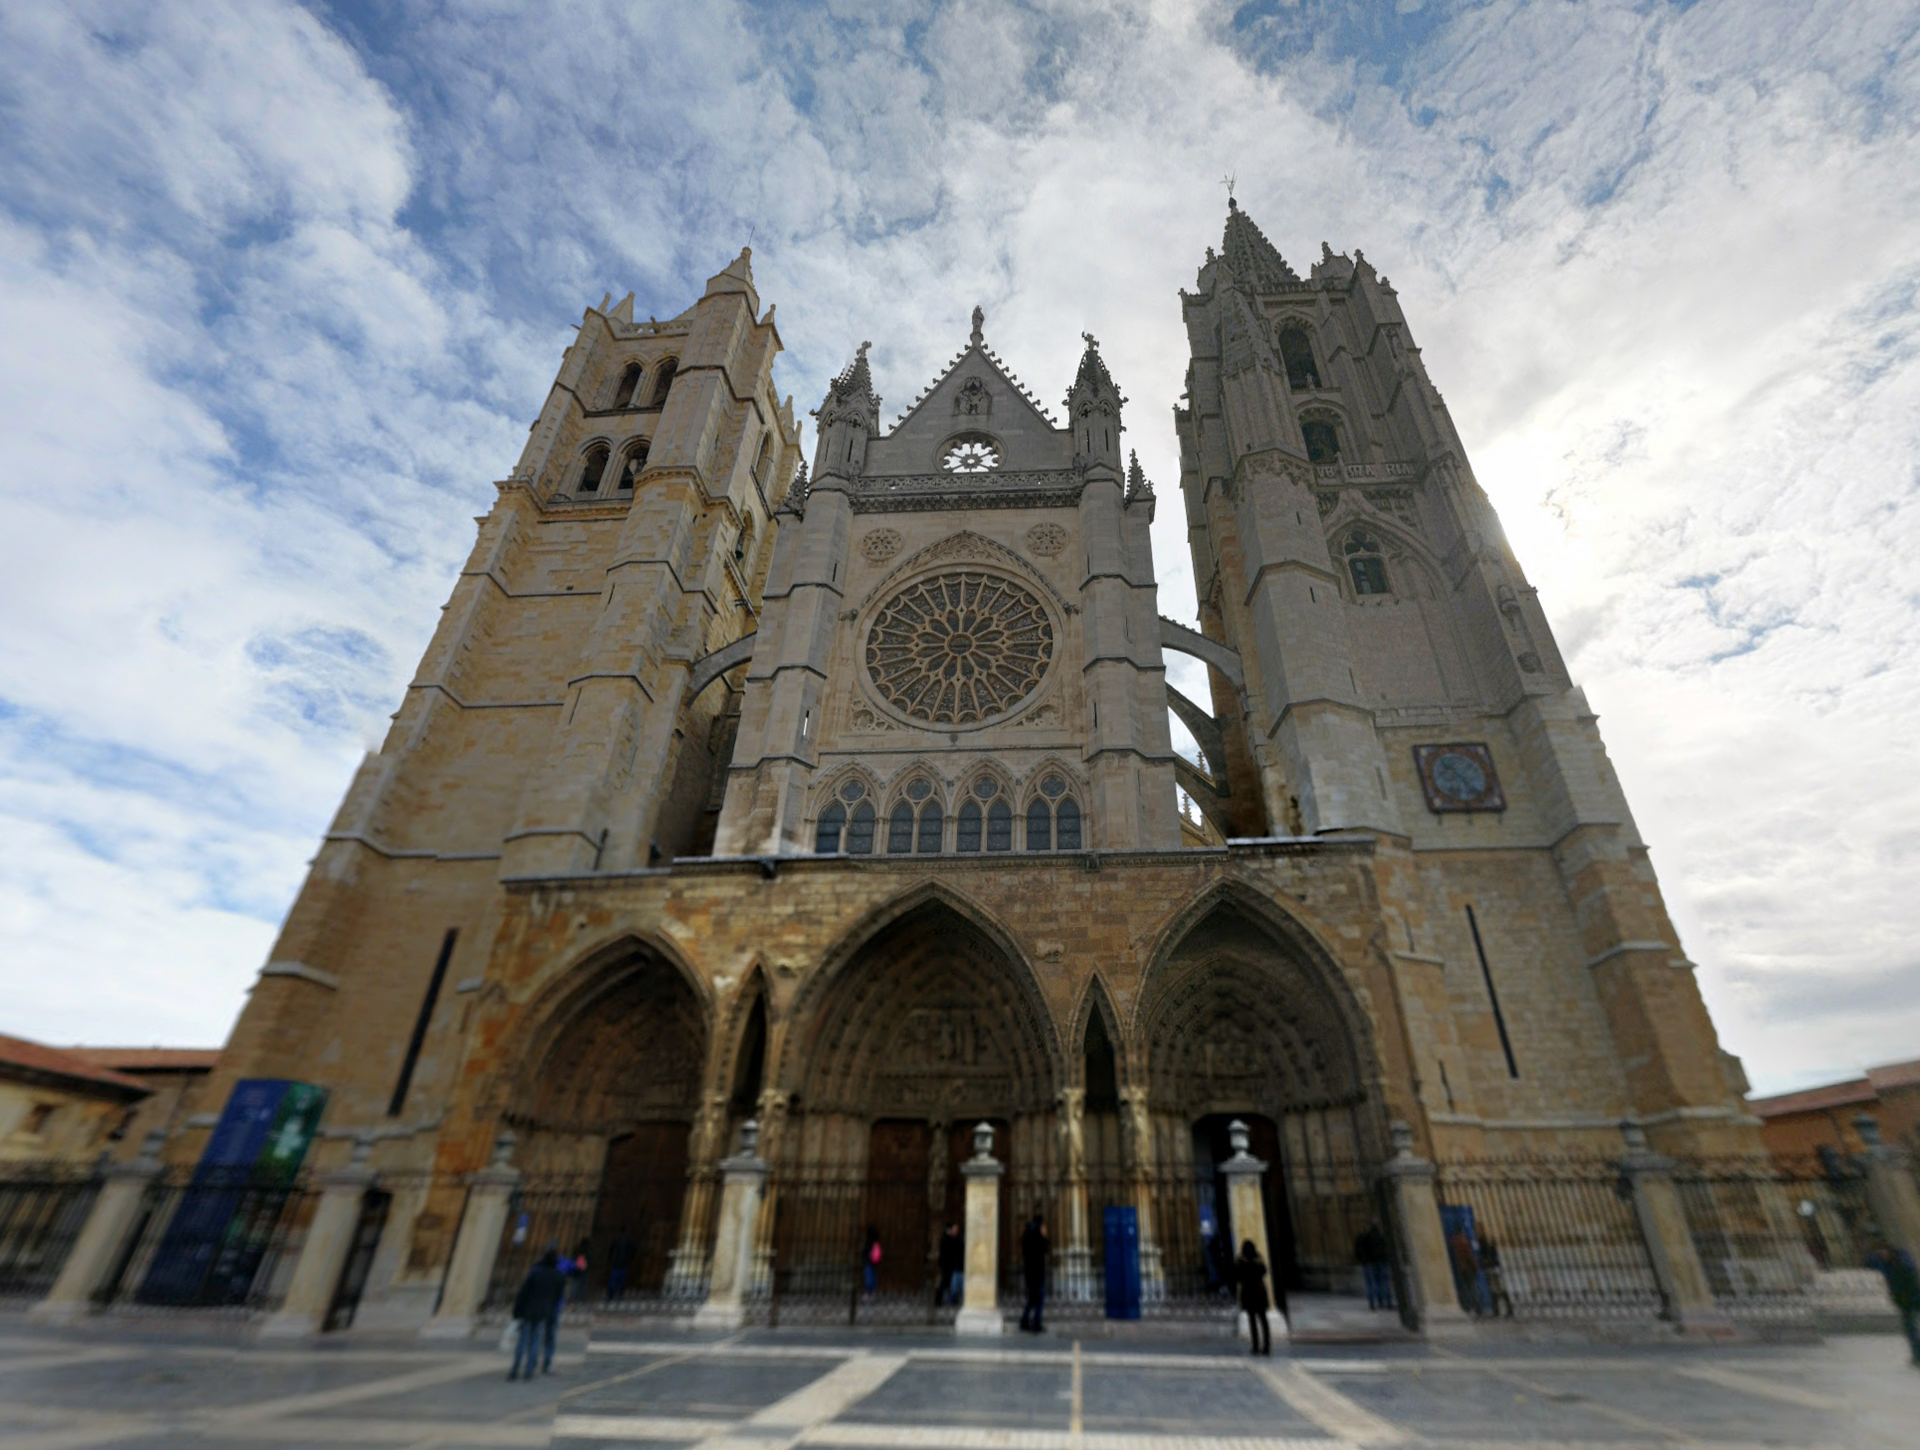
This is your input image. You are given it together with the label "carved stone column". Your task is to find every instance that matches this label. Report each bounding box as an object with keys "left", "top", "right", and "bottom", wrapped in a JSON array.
[
  {"left": 1056, "top": 1088, "right": 1093, "bottom": 1301},
  {"left": 1120, "top": 1086, "right": 1164, "bottom": 1300},
  {"left": 422, "top": 1132, "right": 519, "bottom": 1338},
  {"left": 1619, "top": 1122, "right": 1733, "bottom": 1337},
  {"left": 260, "top": 1138, "right": 377, "bottom": 1338},
  {"left": 1855, "top": 1115, "right": 1920, "bottom": 1265},
  {"left": 1220, "top": 1119, "right": 1288, "bottom": 1342},
  {"left": 749, "top": 1088, "right": 791, "bottom": 1297},
  {"left": 32, "top": 1132, "right": 166, "bottom": 1324},
  {"left": 693, "top": 1121, "right": 770, "bottom": 1330},
  {"left": 956, "top": 1122, "right": 1005, "bottom": 1336},
  {"left": 665, "top": 1093, "right": 728, "bottom": 1297},
  {"left": 1376, "top": 1121, "right": 1471, "bottom": 1337}
]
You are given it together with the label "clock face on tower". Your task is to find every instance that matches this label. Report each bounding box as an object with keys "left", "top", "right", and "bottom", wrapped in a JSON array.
[{"left": 1413, "top": 742, "right": 1506, "bottom": 814}]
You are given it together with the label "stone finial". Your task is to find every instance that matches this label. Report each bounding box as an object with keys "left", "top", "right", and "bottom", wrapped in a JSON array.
[
  {"left": 738, "top": 1118, "right": 761, "bottom": 1157},
  {"left": 1620, "top": 1120, "right": 1651, "bottom": 1154},
  {"left": 1855, "top": 1113, "right": 1885, "bottom": 1150},
  {"left": 1389, "top": 1120, "right": 1415, "bottom": 1159},
  {"left": 972, "top": 1120, "right": 996, "bottom": 1159},
  {"left": 489, "top": 1130, "right": 517, "bottom": 1169},
  {"left": 970, "top": 305, "right": 984, "bottom": 346},
  {"left": 1227, "top": 1119, "right": 1251, "bottom": 1158}
]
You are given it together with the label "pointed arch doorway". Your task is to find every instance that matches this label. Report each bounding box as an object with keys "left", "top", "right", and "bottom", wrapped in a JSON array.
[{"left": 770, "top": 900, "right": 1061, "bottom": 1324}]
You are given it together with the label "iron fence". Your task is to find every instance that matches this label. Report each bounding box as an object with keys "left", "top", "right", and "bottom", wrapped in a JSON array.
[
  {"left": 1675, "top": 1157, "right": 1835, "bottom": 1326},
  {"left": 0, "top": 1164, "right": 99, "bottom": 1300},
  {"left": 1435, "top": 1158, "right": 1664, "bottom": 1320}
]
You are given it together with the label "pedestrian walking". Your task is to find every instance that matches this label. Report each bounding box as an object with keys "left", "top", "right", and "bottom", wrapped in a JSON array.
[
  {"left": 1236, "top": 1240, "right": 1272, "bottom": 1355},
  {"left": 1019, "top": 1212, "right": 1050, "bottom": 1332},
  {"left": 935, "top": 1222, "right": 964, "bottom": 1306},
  {"left": 568, "top": 1238, "right": 592, "bottom": 1300},
  {"left": 606, "top": 1227, "right": 635, "bottom": 1301},
  {"left": 1354, "top": 1220, "right": 1394, "bottom": 1310},
  {"left": 508, "top": 1250, "right": 567, "bottom": 1380},
  {"left": 1479, "top": 1235, "right": 1514, "bottom": 1318},
  {"left": 863, "top": 1227, "right": 882, "bottom": 1298},
  {"left": 1866, "top": 1239, "right": 1920, "bottom": 1365}
]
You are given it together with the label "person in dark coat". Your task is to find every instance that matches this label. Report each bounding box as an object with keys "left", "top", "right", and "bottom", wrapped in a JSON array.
[
  {"left": 1867, "top": 1240, "right": 1920, "bottom": 1365},
  {"left": 1019, "top": 1212, "right": 1050, "bottom": 1332},
  {"left": 606, "top": 1228, "right": 635, "bottom": 1301},
  {"left": 935, "top": 1223, "right": 964, "bottom": 1306},
  {"left": 1236, "top": 1240, "right": 1272, "bottom": 1355},
  {"left": 509, "top": 1250, "right": 567, "bottom": 1380},
  {"left": 1354, "top": 1220, "right": 1394, "bottom": 1310}
]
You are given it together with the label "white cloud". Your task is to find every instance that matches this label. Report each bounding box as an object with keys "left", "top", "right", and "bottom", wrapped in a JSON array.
[{"left": 1, "top": 0, "right": 1915, "bottom": 1095}]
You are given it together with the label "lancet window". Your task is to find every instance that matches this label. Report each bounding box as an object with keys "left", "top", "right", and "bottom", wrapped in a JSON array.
[
  {"left": 618, "top": 441, "right": 648, "bottom": 491},
  {"left": 1344, "top": 531, "right": 1390, "bottom": 596},
  {"left": 1024, "top": 773, "right": 1083, "bottom": 851},
  {"left": 956, "top": 776, "right": 1012, "bottom": 853},
  {"left": 650, "top": 359, "right": 677, "bottom": 407},
  {"left": 1301, "top": 413, "right": 1341, "bottom": 464},
  {"left": 814, "top": 778, "right": 877, "bottom": 854},
  {"left": 611, "top": 362, "right": 642, "bottom": 410},
  {"left": 576, "top": 443, "right": 610, "bottom": 495},
  {"left": 886, "top": 777, "right": 943, "bottom": 854},
  {"left": 1278, "top": 325, "right": 1322, "bottom": 391}
]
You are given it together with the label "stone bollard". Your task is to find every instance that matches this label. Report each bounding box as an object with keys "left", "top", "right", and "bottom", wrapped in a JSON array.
[
  {"left": 1220, "top": 1119, "right": 1288, "bottom": 1343},
  {"left": 260, "top": 1137, "right": 378, "bottom": 1338},
  {"left": 955, "top": 1121, "right": 1005, "bottom": 1336},
  {"left": 422, "top": 1131, "right": 520, "bottom": 1339},
  {"left": 1619, "top": 1122, "right": 1733, "bottom": 1337},
  {"left": 1376, "top": 1121, "right": 1473, "bottom": 1337},
  {"left": 693, "top": 1120, "right": 770, "bottom": 1330},
  {"left": 31, "top": 1131, "right": 167, "bottom": 1324},
  {"left": 1855, "top": 1115, "right": 1920, "bottom": 1265}
]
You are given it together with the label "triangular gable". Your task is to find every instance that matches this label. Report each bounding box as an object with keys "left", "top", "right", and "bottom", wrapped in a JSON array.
[{"left": 865, "top": 322, "right": 1072, "bottom": 476}]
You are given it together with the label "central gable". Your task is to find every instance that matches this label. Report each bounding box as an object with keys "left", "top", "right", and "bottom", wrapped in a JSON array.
[{"left": 864, "top": 313, "right": 1072, "bottom": 477}]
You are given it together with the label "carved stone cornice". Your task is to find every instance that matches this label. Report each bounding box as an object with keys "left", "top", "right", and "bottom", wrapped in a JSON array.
[{"left": 850, "top": 469, "right": 1084, "bottom": 514}]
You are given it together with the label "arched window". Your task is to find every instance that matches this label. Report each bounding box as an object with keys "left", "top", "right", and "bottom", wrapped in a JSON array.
[
  {"left": 1278, "top": 326, "right": 1321, "bottom": 391},
  {"left": 619, "top": 442, "right": 648, "bottom": 491},
  {"left": 1345, "top": 531, "right": 1390, "bottom": 596},
  {"left": 815, "top": 802, "right": 846, "bottom": 854},
  {"left": 612, "top": 362, "right": 642, "bottom": 410},
  {"left": 752, "top": 434, "right": 772, "bottom": 486},
  {"left": 987, "top": 800, "right": 1012, "bottom": 852},
  {"left": 956, "top": 800, "right": 982, "bottom": 852},
  {"left": 577, "top": 444, "right": 610, "bottom": 495},
  {"left": 1301, "top": 417, "right": 1340, "bottom": 464},
  {"left": 1026, "top": 798, "right": 1052, "bottom": 852},
  {"left": 733, "top": 518, "right": 754, "bottom": 566},
  {"left": 846, "top": 801, "right": 875, "bottom": 854},
  {"left": 887, "top": 801, "right": 914, "bottom": 854},
  {"left": 1056, "top": 797, "right": 1082, "bottom": 850},
  {"left": 650, "top": 359, "right": 677, "bottom": 407},
  {"left": 917, "top": 800, "right": 943, "bottom": 853}
]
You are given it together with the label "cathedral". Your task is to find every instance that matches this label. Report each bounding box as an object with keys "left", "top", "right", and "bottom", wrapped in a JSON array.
[{"left": 172, "top": 200, "right": 1770, "bottom": 1331}]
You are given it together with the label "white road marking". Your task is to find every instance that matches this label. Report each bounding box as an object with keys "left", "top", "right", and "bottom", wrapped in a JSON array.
[{"left": 1253, "top": 1363, "right": 1409, "bottom": 1447}]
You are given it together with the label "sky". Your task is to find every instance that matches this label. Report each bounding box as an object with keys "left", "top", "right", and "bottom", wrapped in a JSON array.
[{"left": 1, "top": 0, "right": 1916, "bottom": 1097}]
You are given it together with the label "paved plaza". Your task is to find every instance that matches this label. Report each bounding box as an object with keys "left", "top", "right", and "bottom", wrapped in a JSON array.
[{"left": 0, "top": 1317, "right": 1916, "bottom": 1450}]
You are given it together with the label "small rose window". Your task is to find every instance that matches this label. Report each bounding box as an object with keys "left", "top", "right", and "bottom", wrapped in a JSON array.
[{"left": 942, "top": 435, "right": 1001, "bottom": 473}]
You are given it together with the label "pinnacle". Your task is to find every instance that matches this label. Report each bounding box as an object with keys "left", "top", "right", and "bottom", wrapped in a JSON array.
[
  {"left": 1220, "top": 199, "right": 1300, "bottom": 289},
  {"left": 1068, "top": 331, "right": 1122, "bottom": 405}
]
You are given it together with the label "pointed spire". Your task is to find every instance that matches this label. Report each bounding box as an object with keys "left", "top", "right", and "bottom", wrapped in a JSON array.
[
  {"left": 830, "top": 340, "right": 880, "bottom": 412},
  {"left": 1221, "top": 197, "right": 1300, "bottom": 290},
  {"left": 1126, "top": 449, "right": 1154, "bottom": 502},
  {"left": 1069, "top": 332, "right": 1123, "bottom": 406}
]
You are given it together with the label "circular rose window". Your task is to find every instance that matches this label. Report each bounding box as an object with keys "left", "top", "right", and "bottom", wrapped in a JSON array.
[
  {"left": 866, "top": 572, "right": 1054, "bottom": 725},
  {"left": 942, "top": 436, "right": 1001, "bottom": 473}
]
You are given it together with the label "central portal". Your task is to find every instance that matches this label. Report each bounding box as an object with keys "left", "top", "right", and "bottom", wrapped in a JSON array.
[{"left": 771, "top": 901, "right": 1057, "bottom": 1323}]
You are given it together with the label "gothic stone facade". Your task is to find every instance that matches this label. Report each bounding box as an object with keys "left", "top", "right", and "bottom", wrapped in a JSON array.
[{"left": 192, "top": 214, "right": 1756, "bottom": 1323}]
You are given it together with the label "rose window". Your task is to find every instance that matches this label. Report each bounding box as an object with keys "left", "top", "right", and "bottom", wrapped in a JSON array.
[
  {"left": 942, "top": 436, "right": 1001, "bottom": 473},
  {"left": 866, "top": 572, "right": 1054, "bottom": 725}
]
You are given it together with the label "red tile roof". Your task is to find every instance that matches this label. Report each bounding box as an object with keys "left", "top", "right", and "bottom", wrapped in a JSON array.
[
  {"left": 68, "top": 1047, "right": 221, "bottom": 1073},
  {"left": 1747, "top": 1077, "right": 1877, "bottom": 1118},
  {"left": 1866, "top": 1057, "right": 1920, "bottom": 1092},
  {"left": 0, "top": 1033, "right": 149, "bottom": 1096}
]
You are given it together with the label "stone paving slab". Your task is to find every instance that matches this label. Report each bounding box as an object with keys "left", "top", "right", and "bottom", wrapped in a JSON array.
[{"left": 828, "top": 1362, "right": 1071, "bottom": 1429}]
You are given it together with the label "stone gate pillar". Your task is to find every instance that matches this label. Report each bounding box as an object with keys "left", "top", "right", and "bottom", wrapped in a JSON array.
[
  {"left": 1619, "top": 1122, "right": 1732, "bottom": 1336},
  {"left": 956, "top": 1122, "right": 1005, "bottom": 1335},
  {"left": 1377, "top": 1121, "right": 1471, "bottom": 1336},
  {"left": 1220, "top": 1119, "right": 1288, "bottom": 1342},
  {"left": 32, "top": 1131, "right": 167, "bottom": 1324},
  {"left": 694, "top": 1120, "right": 770, "bottom": 1330},
  {"left": 261, "top": 1138, "right": 377, "bottom": 1338},
  {"left": 422, "top": 1132, "right": 519, "bottom": 1338},
  {"left": 665, "top": 1094, "right": 727, "bottom": 1298},
  {"left": 1856, "top": 1115, "right": 1920, "bottom": 1264}
]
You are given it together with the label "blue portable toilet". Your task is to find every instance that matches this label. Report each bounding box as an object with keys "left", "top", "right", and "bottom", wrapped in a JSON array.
[{"left": 1103, "top": 1205, "right": 1141, "bottom": 1319}]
